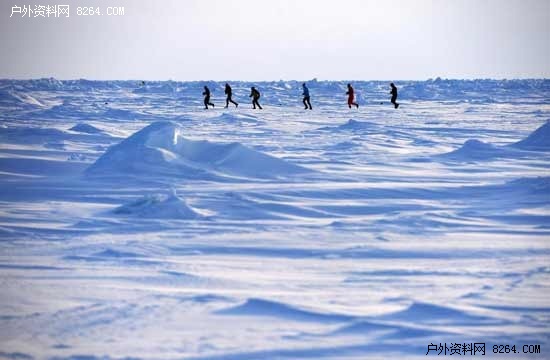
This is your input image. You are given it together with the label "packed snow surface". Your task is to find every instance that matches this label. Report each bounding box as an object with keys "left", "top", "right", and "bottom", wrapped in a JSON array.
[{"left": 0, "top": 79, "right": 549, "bottom": 359}]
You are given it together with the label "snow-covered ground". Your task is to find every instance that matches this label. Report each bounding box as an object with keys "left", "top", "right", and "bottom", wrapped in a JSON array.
[{"left": 0, "top": 79, "right": 549, "bottom": 359}]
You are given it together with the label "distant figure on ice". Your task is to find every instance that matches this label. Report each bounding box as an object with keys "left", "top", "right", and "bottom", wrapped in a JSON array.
[
  {"left": 302, "top": 83, "right": 312, "bottom": 110},
  {"left": 346, "top": 83, "right": 359, "bottom": 109},
  {"left": 202, "top": 86, "right": 215, "bottom": 109},
  {"left": 250, "top": 86, "right": 263, "bottom": 109},
  {"left": 390, "top": 83, "right": 399, "bottom": 109},
  {"left": 224, "top": 83, "right": 238, "bottom": 108}
]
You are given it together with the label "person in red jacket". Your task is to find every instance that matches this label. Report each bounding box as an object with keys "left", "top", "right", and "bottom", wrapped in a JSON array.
[{"left": 346, "top": 83, "right": 359, "bottom": 109}]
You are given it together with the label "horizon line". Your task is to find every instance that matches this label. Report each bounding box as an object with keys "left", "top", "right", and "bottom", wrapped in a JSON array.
[{"left": 1, "top": 77, "right": 549, "bottom": 82}]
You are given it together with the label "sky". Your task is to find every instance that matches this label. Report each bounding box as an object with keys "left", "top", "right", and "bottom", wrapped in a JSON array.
[{"left": 1, "top": 0, "right": 549, "bottom": 81}]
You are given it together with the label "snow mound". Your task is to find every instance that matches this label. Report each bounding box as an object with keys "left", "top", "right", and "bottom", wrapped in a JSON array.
[
  {"left": 319, "top": 119, "right": 378, "bottom": 132},
  {"left": 380, "top": 301, "right": 499, "bottom": 325},
  {"left": 211, "top": 112, "right": 259, "bottom": 124},
  {"left": 334, "top": 320, "right": 444, "bottom": 339},
  {"left": 113, "top": 192, "right": 201, "bottom": 219},
  {"left": 216, "top": 298, "right": 353, "bottom": 322},
  {"left": 87, "top": 121, "right": 310, "bottom": 179},
  {"left": 35, "top": 100, "right": 88, "bottom": 119},
  {"left": 339, "top": 119, "right": 377, "bottom": 130},
  {"left": 333, "top": 320, "right": 396, "bottom": 334},
  {"left": 92, "top": 248, "right": 143, "bottom": 258},
  {"left": 69, "top": 123, "right": 104, "bottom": 134},
  {"left": 326, "top": 141, "right": 360, "bottom": 151},
  {"left": 440, "top": 139, "right": 506, "bottom": 160},
  {"left": 511, "top": 120, "right": 550, "bottom": 151}
]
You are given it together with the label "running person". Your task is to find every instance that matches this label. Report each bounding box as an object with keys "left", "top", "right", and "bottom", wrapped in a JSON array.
[
  {"left": 202, "top": 86, "right": 214, "bottom": 109},
  {"left": 390, "top": 82, "right": 399, "bottom": 109},
  {"left": 346, "top": 83, "right": 359, "bottom": 109},
  {"left": 224, "top": 83, "right": 238, "bottom": 108},
  {"left": 302, "top": 83, "right": 312, "bottom": 110},
  {"left": 250, "top": 86, "right": 263, "bottom": 109}
]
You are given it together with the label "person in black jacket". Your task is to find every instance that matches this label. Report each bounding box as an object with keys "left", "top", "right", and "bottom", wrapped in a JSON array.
[
  {"left": 224, "top": 83, "right": 238, "bottom": 108},
  {"left": 302, "top": 83, "right": 312, "bottom": 110},
  {"left": 249, "top": 86, "right": 262, "bottom": 109},
  {"left": 390, "top": 83, "right": 399, "bottom": 109},
  {"left": 202, "top": 85, "right": 215, "bottom": 109}
]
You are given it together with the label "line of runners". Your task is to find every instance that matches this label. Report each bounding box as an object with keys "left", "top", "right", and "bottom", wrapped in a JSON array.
[{"left": 201, "top": 82, "right": 400, "bottom": 110}]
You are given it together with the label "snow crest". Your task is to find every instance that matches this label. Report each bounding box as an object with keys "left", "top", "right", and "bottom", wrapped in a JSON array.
[
  {"left": 69, "top": 123, "right": 105, "bottom": 134},
  {"left": 511, "top": 120, "right": 550, "bottom": 151}
]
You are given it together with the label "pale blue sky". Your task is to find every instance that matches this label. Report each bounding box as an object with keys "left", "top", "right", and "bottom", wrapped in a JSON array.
[{"left": 1, "top": 0, "right": 549, "bottom": 80}]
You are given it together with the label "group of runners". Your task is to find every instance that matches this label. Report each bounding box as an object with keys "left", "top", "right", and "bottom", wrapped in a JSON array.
[{"left": 202, "top": 82, "right": 400, "bottom": 110}]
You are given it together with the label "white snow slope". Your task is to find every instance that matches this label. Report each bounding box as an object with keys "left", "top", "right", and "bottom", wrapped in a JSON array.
[{"left": 0, "top": 78, "right": 549, "bottom": 359}]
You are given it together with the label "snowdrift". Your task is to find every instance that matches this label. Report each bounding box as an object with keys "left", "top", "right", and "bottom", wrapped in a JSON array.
[
  {"left": 503, "top": 176, "right": 550, "bottom": 194},
  {"left": 216, "top": 298, "right": 353, "bottom": 323},
  {"left": 379, "top": 301, "right": 500, "bottom": 325},
  {"left": 0, "top": 89, "right": 46, "bottom": 108},
  {"left": 34, "top": 100, "right": 90, "bottom": 119},
  {"left": 86, "top": 121, "right": 310, "bottom": 179},
  {"left": 210, "top": 112, "right": 259, "bottom": 124},
  {"left": 333, "top": 320, "right": 445, "bottom": 339},
  {"left": 511, "top": 120, "right": 550, "bottom": 151},
  {"left": 440, "top": 139, "right": 505, "bottom": 160},
  {"left": 440, "top": 121, "right": 550, "bottom": 161},
  {"left": 319, "top": 119, "right": 378, "bottom": 132},
  {"left": 113, "top": 192, "right": 202, "bottom": 219},
  {"left": 0, "top": 125, "right": 68, "bottom": 144},
  {"left": 69, "top": 123, "right": 105, "bottom": 134}
]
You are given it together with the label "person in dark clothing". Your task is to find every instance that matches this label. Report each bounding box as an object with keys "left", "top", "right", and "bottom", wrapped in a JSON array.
[
  {"left": 346, "top": 83, "right": 359, "bottom": 109},
  {"left": 302, "top": 83, "right": 312, "bottom": 110},
  {"left": 390, "top": 83, "right": 399, "bottom": 109},
  {"left": 224, "top": 83, "right": 238, "bottom": 108},
  {"left": 202, "top": 86, "right": 214, "bottom": 109},
  {"left": 249, "top": 86, "right": 262, "bottom": 109}
]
